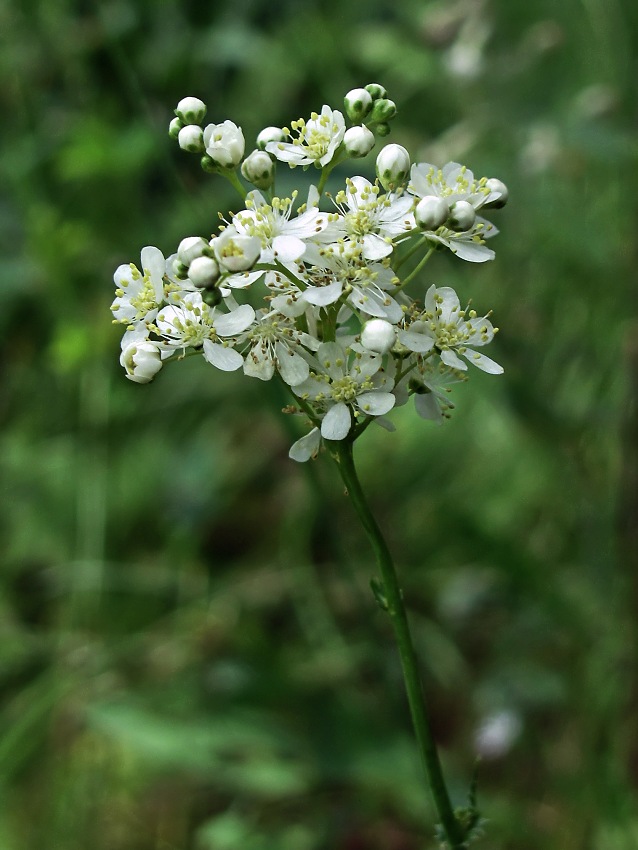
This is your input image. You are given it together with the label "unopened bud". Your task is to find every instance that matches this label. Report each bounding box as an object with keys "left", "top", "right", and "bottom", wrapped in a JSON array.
[
  {"left": 483, "top": 177, "right": 509, "bottom": 209},
  {"left": 212, "top": 227, "right": 261, "bottom": 272},
  {"left": 241, "top": 149, "right": 275, "bottom": 189},
  {"left": 369, "top": 98, "right": 397, "bottom": 123},
  {"left": 120, "top": 342, "right": 163, "bottom": 384},
  {"left": 177, "top": 236, "right": 208, "bottom": 266},
  {"left": 376, "top": 144, "right": 410, "bottom": 189},
  {"left": 365, "top": 83, "right": 387, "bottom": 100},
  {"left": 376, "top": 122, "right": 391, "bottom": 137},
  {"left": 178, "top": 125, "right": 204, "bottom": 153},
  {"left": 188, "top": 256, "right": 220, "bottom": 288},
  {"left": 203, "top": 121, "right": 245, "bottom": 168},
  {"left": 169, "top": 117, "right": 183, "bottom": 139},
  {"left": 256, "top": 126, "right": 286, "bottom": 150},
  {"left": 343, "top": 125, "right": 376, "bottom": 158},
  {"left": 415, "top": 196, "right": 450, "bottom": 230},
  {"left": 344, "top": 88, "right": 373, "bottom": 122},
  {"left": 175, "top": 96, "right": 207, "bottom": 125},
  {"left": 361, "top": 319, "right": 397, "bottom": 354},
  {"left": 447, "top": 200, "right": 476, "bottom": 232}
]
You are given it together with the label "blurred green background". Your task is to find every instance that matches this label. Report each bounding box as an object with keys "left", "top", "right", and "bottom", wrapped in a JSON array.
[{"left": 1, "top": 0, "right": 637, "bottom": 848}]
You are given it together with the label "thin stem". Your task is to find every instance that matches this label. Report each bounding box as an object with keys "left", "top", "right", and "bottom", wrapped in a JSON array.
[
  {"left": 221, "top": 168, "right": 248, "bottom": 201},
  {"left": 392, "top": 245, "right": 436, "bottom": 296},
  {"left": 328, "top": 439, "right": 466, "bottom": 850}
]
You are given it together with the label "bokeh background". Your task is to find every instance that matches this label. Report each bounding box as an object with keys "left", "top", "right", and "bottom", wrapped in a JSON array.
[{"left": 1, "top": 0, "right": 637, "bottom": 848}]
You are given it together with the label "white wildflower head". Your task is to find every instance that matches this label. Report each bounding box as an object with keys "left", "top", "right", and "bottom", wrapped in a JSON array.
[
  {"left": 114, "top": 85, "right": 508, "bottom": 461},
  {"left": 266, "top": 105, "right": 345, "bottom": 168}
]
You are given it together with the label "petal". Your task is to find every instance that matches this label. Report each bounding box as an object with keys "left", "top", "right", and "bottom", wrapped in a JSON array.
[
  {"left": 141, "top": 246, "right": 166, "bottom": 299},
  {"left": 289, "top": 427, "right": 321, "bottom": 462},
  {"left": 243, "top": 346, "right": 275, "bottom": 381},
  {"left": 316, "top": 342, "right": 347, "bottom": 381},
  {"left": 463, "top": 348, "right": 504, "bottom": 374},
  {"left": 362, "top": 233, "right": 393, "bottom": 260},
  {"left": 203, "top": 340, "right": 243, "bottom": 371},
  {"left": 440, "top": 349, "right": 467, "bottom": 370},
  {"left": 272, "top": 234, "right": 306, "bottom": 263},
  {"left": 355, "top": 391, "right": 396, "bottom": 416},
  {"left": 398, "top": 329, "right": 435, "bottom": 353},
  {"left": 414, "top": 392, "right": 443, "bottom": 422},
  {"left": 448, "top": 239, "right": 495, "bottom": 263},
  {"left": 214, "top": 304, "right": 255, "bottom": 335},
  {"left": 275, "top": 342, "right": 310, "bottom": 386},
  {"left": 302, "top": 280, "right": 342, "bottom": 306},
  {"left": 321, "top": 402, "right": 351, "bottom": 440}
]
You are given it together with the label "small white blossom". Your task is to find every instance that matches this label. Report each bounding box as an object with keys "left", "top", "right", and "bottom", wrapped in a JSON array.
[
  {"left": 203, "top": 120, "right": 245, "bottom": 168},
  {"left": 376, "top": 144, "right": 411, "bottom": 189},
  {"left": 257, "top": 126, "right": 286, "bottom": 149},
  {"left": 361, "top": 319, "right": 397, "bottom": 354},
  {"left": 175, "top": 96, "right": 207, "bottom": 125},
  {"left": 178, "top": 125, "right": 204, "bottom": 152},
  {"left": 343, "top": 88, "right": 373, "bottom": 122},
  {"left": 294, "top": 342, "right": 395, "bottom": 440},
  {"left": 188, "top": 256, "right": 220, "bottom": 288},
  {"left": 111, "top": 246, "right": 166, "bottom": 328},
  {"left": 266, "top": 105, "right": 345, "bottom": 168},
  {"left": 343, "top": 126, "right": 375, "bottom": 158},
  {"left": 212, "top": 227, "right": 262, "bottom": 272},
  {"left": 241, "top": 149, "right": 275, "bottom": 189},
  {"left": 237, "top": 310, "right": 317, "bottom": 386},
  {"left": 177, "top": 236, "right": 208, "bottom": 267}
]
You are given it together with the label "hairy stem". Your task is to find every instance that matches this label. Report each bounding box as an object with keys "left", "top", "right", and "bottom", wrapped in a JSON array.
[{"left": 328, "top": 438, "right": 466, "bottom": 849}]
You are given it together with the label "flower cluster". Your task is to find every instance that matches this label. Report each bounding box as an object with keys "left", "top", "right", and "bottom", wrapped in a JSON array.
[{"left": 112, "top": 85, "right": 507, "bottom": 461}]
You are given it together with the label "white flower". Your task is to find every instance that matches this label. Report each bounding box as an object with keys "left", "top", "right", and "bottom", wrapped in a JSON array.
[
  {"left": 177, "top": 236, "right": 208, "bottom": 267},
  {"left": 300, "top": 245, "right": 403, "bottom": 322},
  {"left": 293, "top": 342, "right": 395, "bottom": 440},
  {"left": 155, "top": 293, "right": 254, "bottom": 371},
  {"left": 266, "top": 105, "right": 345, "bottom": 168},
  {"left": 120, "top": 337, "right": 163, "bottom": 383},
  {"left": 237, "top": 310, "right": 317, "bottom": 386},
  {"left": 111, "top": 246, "right": 166, "bottom": 327},
  {"left": 414, "top": 285, "right": 503, "bottom": 373},
  {"left": 408, "top": 162, "right": 500, "bottom": 262},
  {"left": 326, "top": 177, "right": 415, "bottom": 261},
  {"left": 232, "top": 191, "right": 328, "bottom": 265},
  {"left": 211, "top": 227, "right": 262, "bottom": 272},
  {"left": 343, "top": 88, "right": 373, "bottom": 123},
  {"left": 203, "top": 120, "right": 245, "bottom": 168},
  {"left": 188, "top": 256, "right": 220, "bottom": 288}
]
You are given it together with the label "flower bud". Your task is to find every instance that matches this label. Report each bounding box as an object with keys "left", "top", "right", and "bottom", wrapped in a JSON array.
[
  {"left": 361, "top": 319, "right": 397, "bottom": 354},
  {"left": 343, "top": 125, "right": 376, "bottom": 158},
  {"left": 376, "top": 144, "right": 410, "bottom": 189},
  {"left": 365, "top": 83, "right": 387, "bottom": 100},
  {"left": 484, "top": 177, "right": 509, "bottom": 209},
  {"left": 256, "top": 126, "right": 286, "bottom": 150},
  {"left": 369, "top": 98, "right": 397, "bottom": 124},
  {"left": 241, "top": 149, "right": 275, "bottom": 189},
  {"left": 188, "top": 255, "right": 220, "bottom": 288},
  {"left": 120, "top": 342, "right": 163, "bottom": 384},
  {"left": 177, "top": 236, "right": 208, "bottom": 267},
  {"left": 375, "top": 122, "right": 391, "bottom": 137},
  {"left": 203, "top": 120, "right": 245, "bottom": 168},
  {"left": 175, "top": 96, "right": 207, "bottom": 125},
  {"left": 344, "top": 88, "right": 373, "bottom": 122},
  {"left": 169, "top": 117, "right": 183, "bottom": 139},
  {"left": 447, "top": 200, "right": 476, "bottom": 232},
  {"left": 415, "top": 196, "right": 450, "bottom": 230},
  {"left": 178, "top": 125, "right": 204, "bottom": 153},
  {"left": 212, "top": 227, "right": 262, "bottom": 272}
]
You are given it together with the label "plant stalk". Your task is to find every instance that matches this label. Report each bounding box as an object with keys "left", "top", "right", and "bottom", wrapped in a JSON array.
[{"left": 329, "top": 438, "right": 466, "bottom": 849}]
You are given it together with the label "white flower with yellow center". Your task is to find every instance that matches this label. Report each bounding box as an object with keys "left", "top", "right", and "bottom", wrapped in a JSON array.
[
  {"left": 408, "top": 162, "right": 502, "bottom": 262},
  {"left": 237, "top": 309, "right": 318, "bottom": 386},
  {"left": 300, "top": 244, "right": 403, "bottom": 323},
  {"left": 266, "top": 105, "right": 345, "bottom": 168},
  {"left": 232, "top": 190, "right": 328, "bottom": 264},
  {"left": 293, "top": 342, "right": 396, "bottom": 440},
  {"left": 410, "top": 285, "right": 502, "bottom": 373},
  {"left": 325, "top": 176, "right": 415, "bottom": 261},
  {"left": 155, "top": 293, "right": 254, "bottom": 371},
  {"left": 111, "top": 246, "right": 166, "bottom": 328}
]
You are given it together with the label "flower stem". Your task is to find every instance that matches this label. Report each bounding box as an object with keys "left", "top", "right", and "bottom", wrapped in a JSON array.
[{"left": 328, "top": 438, "right": 466, "bottom": 849}]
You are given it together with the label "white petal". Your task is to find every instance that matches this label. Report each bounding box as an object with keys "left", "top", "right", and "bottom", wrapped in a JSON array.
[
  {"left": 302, "top": 280, "right": 342, "bottom": 306},
  {"left": 398, "top": 329, "right": 435, "bottom": 353},
  {"left": 415, "top": 392, "right": 443, "bottom": 422},
  {"left": 356, "top": 392, "right": 396, "bottom": 416},
  {"left": 141, "top": 246, "right": 166, "bottom": 300},
  {"left": 362, "top": 233, "right": 393, "bottom": 260},
  {"left": 214, "top": 304, "right": 255, "bottom": 335},
  {"left": 272, "top": 234, "right": 306, "bottom": 263},
  {"left": 316, "top": 342, "right": 346, "bottom": 381},
  {"left": 203, "top": 340, "right": 243, "bottom": 371},
  {"left": 440, "top": 349, "right": 467, "bottom": 370},
  {"left": 244, "top": 347, "right": 275, "bottom": 381},
  {"left": 321, "top": 402, "right": 352, "bottom": 440},
  {"left": 289, "top": 427, "right": 321, "bottom": 462},
  {"left": 463, "top": 348, "right": 504, "bottom": 374},
  {"left": 275, "top": 342, "right": 309, "bottom": 386},
  {"left": 448, "top": 240, "right": 495, "bottom": 263}
]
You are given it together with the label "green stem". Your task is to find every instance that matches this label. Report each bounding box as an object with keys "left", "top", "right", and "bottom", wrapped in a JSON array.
[
  {"left": 221, "top": 168, "right": 248, "bottom": 201},
  {"left": 328, "top": 438, "right": 466, "bottom": 850},
  {"left": 392, "top": 245, "right": 435, "bottom": 296}
]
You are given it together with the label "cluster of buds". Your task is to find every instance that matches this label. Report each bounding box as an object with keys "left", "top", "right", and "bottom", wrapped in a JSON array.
[{"left": 112, "top": 85, "right": 508, "bottom": 461}]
